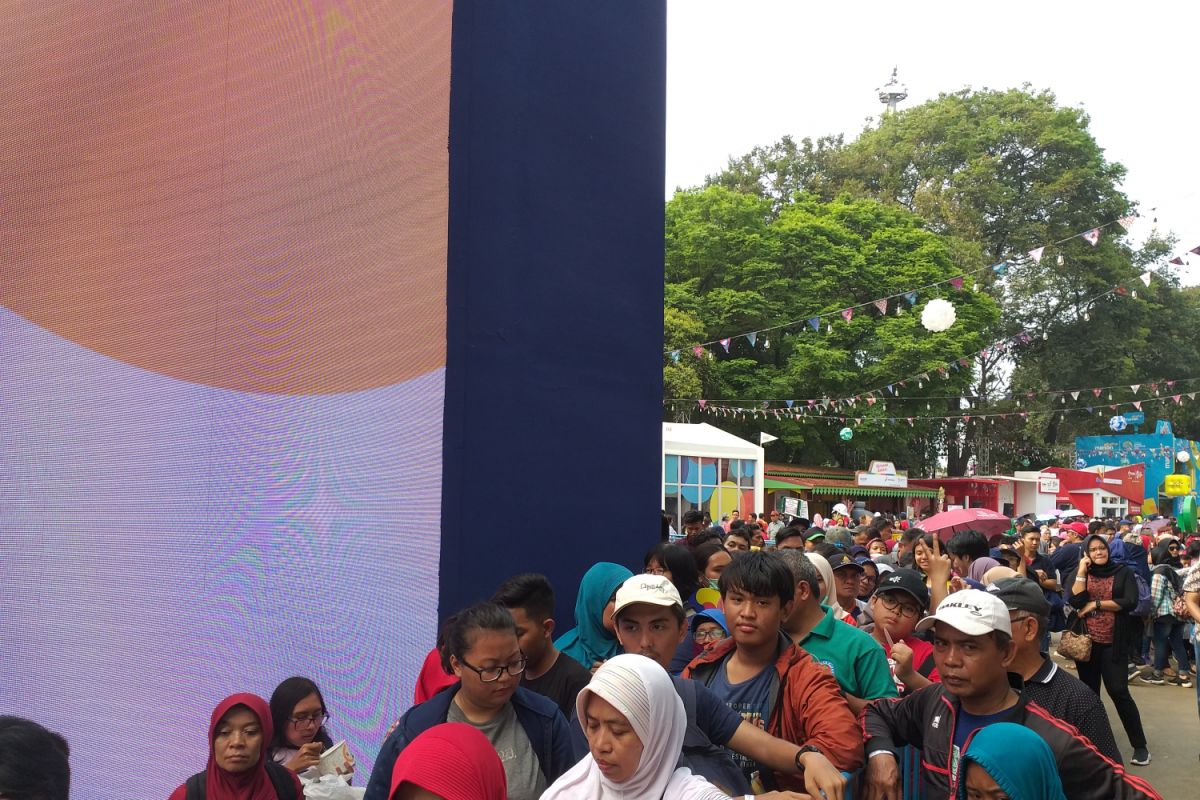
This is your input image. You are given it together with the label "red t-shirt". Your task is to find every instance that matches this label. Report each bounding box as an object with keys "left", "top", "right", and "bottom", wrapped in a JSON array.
[{"left": 884, "top": 635, "right": 941, "bottom": 695}]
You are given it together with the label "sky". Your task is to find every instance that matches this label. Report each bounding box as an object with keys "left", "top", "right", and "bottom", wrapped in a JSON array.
[{"left": 667, "top": 0, "right": 1200, "bottom": 282}]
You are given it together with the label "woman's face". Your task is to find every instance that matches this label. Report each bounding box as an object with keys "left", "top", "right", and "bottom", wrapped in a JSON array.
[
  {"left": 451, "top": 630, "right": 523, "bottom": 715},
  {"left": 645, "top": 558, "right": 672, "bottom": 583},
  {"left": 284, "top": 691, "right": 325, "bottom": 747},
  {"left": 1088, "top": 539, "right": 1109, "bottom": 564},
  {"left": 704, "top": 549, "right": 732, "bottom": 580},
  {"left": 859, "top": 565, "right": 878, "bottom": 596},
  {"left": 214, "top": 706, "right": 262, "bottom": 774},
  {"left": 583, "top": 692, "right": 644, "bottom": 784},
  {"left": 693, "top": 621, "right": 727, "bottom": 651},
  {"left": 913, "top": 540, "right": 932, "bottom": 572},
  {"left": 869, "top": 540, "right": 888, "bottom": 556}
]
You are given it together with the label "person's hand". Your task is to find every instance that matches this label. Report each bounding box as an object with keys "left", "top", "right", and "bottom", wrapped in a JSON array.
[
  {"left": 797, "top": 750, "right": 846, "bottom": 800},
  {"left": 284, "top": 741, "right": 322, "bottom": 773},
  {"left": 591, "top": 660, "right": 605, "bottom": 674},
  {"left": 890, "top": 639, "right": 914, "bottom": 680},
  {"left": 336, "top": 750, "right": 356, "bottom": 776},
  {"left": 864, "top": 752, "right": 902, "bottom": 800},
  {"left": 927, "top": 535, "right": 952, "bottom": 581},
  {"left": 949, "top": 576, "right": 967, "bottom": 594},
  {"left": 1080, "top": 554, "right": 1091, "bottom": 573},
  {"left": 1014, "top": 538, "right": 1027, "bottom": 557}
]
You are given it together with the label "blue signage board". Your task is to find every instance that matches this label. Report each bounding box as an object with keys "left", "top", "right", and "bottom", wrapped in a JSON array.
[{"left": 1123, "top": 411, "right": 1145, "bottom": 425}]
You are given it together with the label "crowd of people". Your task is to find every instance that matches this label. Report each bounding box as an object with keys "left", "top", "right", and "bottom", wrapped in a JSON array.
[{"left": 7, "top": 506, "right": 1199, "bottom": 800}]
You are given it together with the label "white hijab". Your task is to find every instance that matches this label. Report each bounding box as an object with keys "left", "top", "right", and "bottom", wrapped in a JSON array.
[
  {"left": 806, "top": 552, "right": 851, "bottom": 623},
  {"left": 540, "top": 654, "right": 728, "bottom": 800}
]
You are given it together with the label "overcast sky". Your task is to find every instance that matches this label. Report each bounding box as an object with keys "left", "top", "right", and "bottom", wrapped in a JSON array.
[{"left": 667, "top": 0, "right": 1200, "bottom": 282}]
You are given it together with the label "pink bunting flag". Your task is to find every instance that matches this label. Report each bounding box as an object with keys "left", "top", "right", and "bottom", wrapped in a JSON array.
[
  {"left": 950, "top": 277, "right": 965, "bottom": 290},
  {"left": 841, "top": 308, "right": 854, "bottom": 322},
  {"left": 1093, "top": 388, "right": 1102, "bottom": 397},
  {"left": 1082, "top": 228, "right": 1100, "bottom": 246},
  {"left": 866, "top": 397, "right": 877, "bottom": 406},
  {"left": 1117, "top": 214, "right": 1138, "bottom": 232},
  {"left": 1191, "top": 246, "right": 1200, "bottom": 255},
  {"left": 1167, "top": 380, "right": 1177, "bottom": 389},
  {"left": 1132, "top": 401, "right": 1142, "bottom": 411},
  {"left": 719, "top": 338, "right": 731, "bottom": 352},
  {"left": 874, "top": 298, "right": 888, "bottom": 314},
  {"left": 1028, "top": 246, "right": 1045, "bottom": 263},
  {"left": 1170, "top": 257, "right": 1185, "bottom": 266},
  {"left": 1173, "top": 395, "right": 1182, "bottom": 405},
  {"left": 906, "top": 418, "right": 914, "bottom": 426},
  {"left": 698, "top": 400, "right": 707, "bottom": 409}
]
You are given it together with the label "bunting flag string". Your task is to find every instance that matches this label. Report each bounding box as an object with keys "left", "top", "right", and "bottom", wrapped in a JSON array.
[{"left": 664, "top": 214, "right": 1151, "bottom": 355}]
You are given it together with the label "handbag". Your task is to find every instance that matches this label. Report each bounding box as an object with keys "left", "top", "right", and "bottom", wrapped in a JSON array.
[{"left": 1057, "top": 612, "right": 1093, "bottom": 662}]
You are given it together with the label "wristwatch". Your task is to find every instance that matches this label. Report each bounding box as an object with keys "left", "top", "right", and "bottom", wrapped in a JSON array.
[{"left": 795, "top": 744, "right": 822, "bottom": 770}]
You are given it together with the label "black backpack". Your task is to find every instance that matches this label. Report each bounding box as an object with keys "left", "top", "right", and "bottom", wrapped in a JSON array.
[
  {"left": 675, "top": 676, "right": 753, "bottom": 796},
  {"left": 185, "top": 761, "right": 299, "bottom": 800}
]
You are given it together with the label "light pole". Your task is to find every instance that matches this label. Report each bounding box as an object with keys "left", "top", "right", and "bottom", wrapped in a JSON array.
[{"left": 877, "top": 66, "right": 907, "bottom": 115}]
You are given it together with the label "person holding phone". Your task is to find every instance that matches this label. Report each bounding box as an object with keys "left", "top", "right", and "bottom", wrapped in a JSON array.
[{"left": 268, "top": 676, "right": 355, "bottom": 777}]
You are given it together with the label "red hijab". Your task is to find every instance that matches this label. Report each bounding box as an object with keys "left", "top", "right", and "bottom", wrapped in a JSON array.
[
  {"left": 389, "top": 723, "right": 506, "bottom": 800},
  {"left": 200, "top": 693, "right": 286, "bottom": 800}
]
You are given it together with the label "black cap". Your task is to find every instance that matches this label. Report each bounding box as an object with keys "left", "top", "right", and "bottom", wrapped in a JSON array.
[
  {"left": 987, "top": 577, "right": 1051, "bottom": 617},
  {"left": 828, "top": 551, "right": 863, "bottom": 572},
  {"left": 806, "top": 527, "right": 826, "bottom": 542},
  {"left": 874, "top": 568, "right": 930, "bottom": 610}
]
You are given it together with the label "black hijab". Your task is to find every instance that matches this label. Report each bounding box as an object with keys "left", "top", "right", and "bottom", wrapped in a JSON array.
[
  {"left": 1151, "top": 539, "right": 1182, "bottom": 570},
  {"left": 1083, "top": 535, "right": 1121, "bottom": 578}
]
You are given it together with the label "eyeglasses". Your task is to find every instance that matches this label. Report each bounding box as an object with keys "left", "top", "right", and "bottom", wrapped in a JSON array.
[
  {"left": 459, "top": 654, "right": 527, "bottom": 683},
  {"left": 876, "top": 593, "right": 921, "bottom": 619},
  {"left": 288, "top": 712, "right": 329, "bottom": 727},
  {"left": 693, "top": 628, "right": 727, "bottom": 643},
  {"left": 646, "top": 566, "right": 668, "bottom": 575}
]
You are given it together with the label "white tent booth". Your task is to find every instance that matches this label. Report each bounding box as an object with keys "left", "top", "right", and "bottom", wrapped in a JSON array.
[{"left": 662, "top": 422, "right": 765, "bottom": 528}]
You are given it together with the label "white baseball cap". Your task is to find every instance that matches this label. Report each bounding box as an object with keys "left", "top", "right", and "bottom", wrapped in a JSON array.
[
  {"left": 915, "top": 589, "right": 1012, "bottom": 637},
  {"left": 613, "top": 574, "right": 683, "bottom": 616},
  {"left": 832, "top": 503, "right": 849, "bottom": 515}
]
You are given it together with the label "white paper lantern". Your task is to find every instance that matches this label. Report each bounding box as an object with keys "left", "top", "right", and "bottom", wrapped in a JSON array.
[
  {"left": 1178, "top": 450, "right": 1191, "bottom": 463},
  {"left": 921, "top": 298, "right": 957, "bottom": 332}
]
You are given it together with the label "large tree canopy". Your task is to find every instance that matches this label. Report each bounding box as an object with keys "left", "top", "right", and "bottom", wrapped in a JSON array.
[{"left": 675, "top": 87, "right": 1200, "bottom": 473}]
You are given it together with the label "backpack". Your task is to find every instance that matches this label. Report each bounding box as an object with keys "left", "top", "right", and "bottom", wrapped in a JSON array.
[
  {"left": 1109, "top": 539, "right": 1153, "bottom": 617},
  {"left": 185, "top": 761, "right": 299, "bottom": 800},
  {"left": 676, "top": 677, "right": 753, "bottom": 796}
]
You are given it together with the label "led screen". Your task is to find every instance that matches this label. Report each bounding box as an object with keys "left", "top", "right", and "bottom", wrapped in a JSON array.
[{"left": 0, "top": 2, "right": 451, "bottom": 796}]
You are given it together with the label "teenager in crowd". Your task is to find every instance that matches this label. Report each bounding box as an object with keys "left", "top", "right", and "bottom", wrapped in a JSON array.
[
  {"left": 693, "top": 542, "right": 733, "bottom": 590},
  {"left": 1146, "top": 540, "right": 1193, "bottom": 687},
  {"left": 555, "top": 562, "right": 634, "bottom": 672},
  {"left": 0, "top": 716, "right": 70, "bottom": 800},
  {"left": 868, "top": 538, "right": 890, "bottom": 559},
  {"left": 364, "top": 604, "right": 574, "bottom": 800},
  {"left": 774, "top": 527, "right": 806, "bottom": 550},
  {"left": 775, "top": 549, "right": 896, "bottom": 714},
  {"left": 646, "top": 544, "right": 703, "bottom": 601},
  {"left": 867, "top": 569, "right": 939, "bottom": 695},
  {"left": 862, "top": 590, "right": 1160, "bottom": 800},
  {"left": 691, "top": 608, "right": 729, "bottom": 653},
  {"left": 1069, "top": 535, "right": 1151, "bottom": 765},
  {"left": 543, "top": 654, "right": 812, "bottom": 800},
  {"left": 169, "top": 693, "right": 303, "bottom": 800},
  {"left": 956, "top": 723, "right": 1066, "bottom": 800},
  {"left": 492, "top": 573, "right": 592, "bottom": 717},
  {"left": 986, "top": 577, "right": 1121, "bottom": 762},
  {"left": 603, "top": 575, "right": 847, "bottom": 798},
  {"left": 388, "top": 723, "right": 506, "bottom": 800},
  {"left": 725, "top": 527, "right": 752, "bottom": 553},
  {"left": 268, "top": 677, "right": 354, "bottom": 777},
  {"left": 681, "top": 552, "right": 863, "bottom": 793}
]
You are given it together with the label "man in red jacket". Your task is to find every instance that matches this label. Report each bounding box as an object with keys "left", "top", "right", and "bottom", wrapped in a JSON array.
[
  {"left": 681, "top": 551, "right": 863, "bottom": 793},
  {"left": 862, "top": 589, "right": 1161, "bottom": 800}
]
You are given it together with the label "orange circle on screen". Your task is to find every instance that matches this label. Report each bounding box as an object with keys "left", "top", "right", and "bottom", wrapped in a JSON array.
[{"left": 0, "top": 2, "right": 451, "bottom": 394}]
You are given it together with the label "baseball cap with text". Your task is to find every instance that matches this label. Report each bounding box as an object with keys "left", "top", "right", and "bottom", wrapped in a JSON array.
[
  {"left": 613, "top": 574, "right": 683, "bottom": 616},
  {"left": 914, "top": 589, "right": 1012, "bottom": 637}
]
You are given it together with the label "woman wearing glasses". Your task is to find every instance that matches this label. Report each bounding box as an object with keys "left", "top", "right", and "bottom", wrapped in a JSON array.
[
  {"left": 363, "top": 602, "right": 575, "bottom": 800},
  {"left": 268, "top": 676, "right": 354, "bottom": 776}
]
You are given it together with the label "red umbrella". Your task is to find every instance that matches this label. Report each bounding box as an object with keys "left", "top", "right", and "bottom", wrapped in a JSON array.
[{"left": 920, "top": 507, "right": 1012, "bottom": 542}]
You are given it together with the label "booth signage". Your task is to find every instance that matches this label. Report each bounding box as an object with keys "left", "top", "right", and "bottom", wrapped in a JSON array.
[
  {"left": 1123, "top": 411, "right": 1145, "bottom": 425},
  {"left": 857, "top": 461, "right": 908, "bottom": 488},
  {"left": 1038, "top": 477, "right": 1060, "bottom": 494},
  {"left": 1164, "top": 474, "right": 1192, "bottom": 497}
]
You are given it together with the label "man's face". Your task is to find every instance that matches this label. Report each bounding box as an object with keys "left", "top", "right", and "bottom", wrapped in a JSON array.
[
  {"left": 950, "top": 553, "right": 972, "bottom": 576},
  {"left": 722, "top": 587, "right": 789, "bottom": 649},
  {"left": 1021, "top": 530, "right": 1040, "bottom": 555},
  {"left": 684, "top": 518, "right": 706, "bottom": 535},
  {"left": 1007, "top": 610, "right": 1039, "bottom": 655},
  {"left": 769, "top": 511, "right": 781, "bottom": 524},
  {"left": 833, "top": 567, "right": 864, "bottom": 603},
  {"left": 507, "top": 606, "right": 551, "bottom": 666},
  {"left": 731, "top": 510, "right": 740, "bottom": 521},
  {"left": 853, "top": 530, "right": 871, "bottom": 546},
  {"left": 614, "top": 603, "right": 687, "bottom": 669},
  {"left": 931, "top": 622, "right": 1014, "bottom": 702},
  {"left": 777, "top": 535, "right": 805, "bottom": 551},
  {"left": 725, "top": 533, "right": 750, "bottom": 553}
]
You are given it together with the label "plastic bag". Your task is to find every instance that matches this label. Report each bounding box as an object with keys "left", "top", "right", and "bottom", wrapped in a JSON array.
[{"left": 303, "top": 774, "right": 364, "bottom": 800}]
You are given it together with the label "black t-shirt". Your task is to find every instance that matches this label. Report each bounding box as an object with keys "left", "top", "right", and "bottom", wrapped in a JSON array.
[{"left": 522, "top": 651, "right": 592, "bottom": 718}]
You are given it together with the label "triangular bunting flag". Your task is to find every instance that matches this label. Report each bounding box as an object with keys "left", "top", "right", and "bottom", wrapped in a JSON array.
[
  {"left": 1132, "top": 401, "right": 1142, "bottom": 411},
  {"left": 991, "top": 261, "right": 1009, "bottom": 275},
  {"left": 1173, "top": 395, "right": 1182, "bottom": 405},
  {"left": 785, "top": 400, "right": 795, "bottom": 408},
  {"left": 719, "top": 338, "right": 731, "bottom": 352},
  {"left": 1071, "top": 391, "right": 1080, "bottom": 401},
  {"left": 698, "top": 400, "right": 707, "bottom": 409},
  {"left": 1082, "top": 228, "right": 1100, "bottom": 246},
  {"left": 1093, "top": 388, "right": 1101, "bottom": 397},
  {"left": 1189, "top": 393, "right": 1196, "bottom": 401},
  {"left": 905, "top": 291, "right": 918, "bottom": 305},
  {"left": 1167, "top": 381, "right": 1177, "bottom": 389},
  {"left": 1190, "top": 246, "right": 1200, "bottom": 255},
  {"left": 1028, "top": 246, "right": 1045, "bottom": 264},
  {"left": 1140, "top": 271, "right": 1151, "bottom": 287},
  {"left": 692, "top": 346, "right": 704, "bottom": 358},
  {"left": 808, "top": 317, "right": 821, "bottom": 332},
  {"left": 906, "top": 417, "right": 914, "bottom": 426},
  {"left": 669, "top": 350, "right": 680, "bottom": 362},
  {"left": 950, "top": 277, "right": 964, "bottom": 290},
  {"left": 1117, "top": 214, "right": 1137, "bottom": 232},
  {"left": 1170, "top": 257, "right": 1184, "bottom": 266},
  {"left": 866, "top": 397, "right": 877, "bottom": 406},
  {"left": 841, "top": 308, "right": 854, "bottom": 322},
  {"left": 746, "top": 332, "right": 757, "bottom": 347},
  {"left": 874, "top": 298, "right": 888, "bottom": 314},
  {"left": 1130, "top": 384, "right": 1140, "bottom": 394}
]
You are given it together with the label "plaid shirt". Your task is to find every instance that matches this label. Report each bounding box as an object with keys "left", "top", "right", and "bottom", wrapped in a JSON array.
[{"left": 1183, "top": 564, "right": 1200, "bottom": 641}]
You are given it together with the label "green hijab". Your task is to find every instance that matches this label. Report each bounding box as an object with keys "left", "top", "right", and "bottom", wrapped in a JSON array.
[{"left": 554, "top": 562, "right": 633, "bottom": 668}]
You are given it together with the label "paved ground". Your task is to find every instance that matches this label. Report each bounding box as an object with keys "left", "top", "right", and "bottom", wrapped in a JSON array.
[{"left": 1050, "top": 652, "right": 1197, "bottom": 798}]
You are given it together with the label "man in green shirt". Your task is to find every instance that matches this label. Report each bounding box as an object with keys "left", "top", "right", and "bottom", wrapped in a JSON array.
[{"left": 775, "top": 549, "right": 897, "bottom": 714}]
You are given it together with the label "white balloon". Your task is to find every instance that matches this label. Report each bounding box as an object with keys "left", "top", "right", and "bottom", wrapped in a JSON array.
[
  {"left": 1178, "top": 450, "right": 1191, "bottom": 463},
  {"left": 921, "top": 298, "right": 957, "bottom": 332}
]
